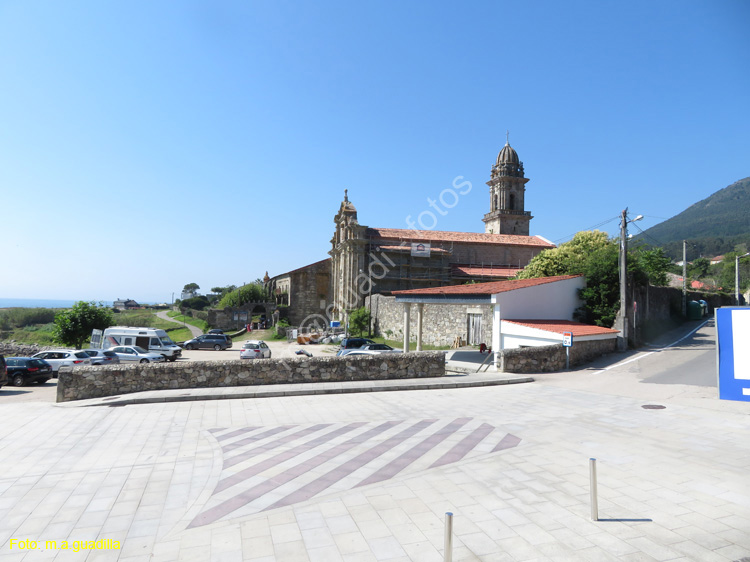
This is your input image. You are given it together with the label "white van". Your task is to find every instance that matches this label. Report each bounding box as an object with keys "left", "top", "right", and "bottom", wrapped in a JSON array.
[{"left": 98, "top": 327, "right": 182, "bottom": 362}]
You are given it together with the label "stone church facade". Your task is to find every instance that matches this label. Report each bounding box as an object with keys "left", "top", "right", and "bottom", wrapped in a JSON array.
[{"left": 267, "top": 141, "right": 554, "bottom": 328}]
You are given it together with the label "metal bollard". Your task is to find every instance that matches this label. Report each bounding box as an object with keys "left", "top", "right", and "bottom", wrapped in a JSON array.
[
  {"left": 590, "top": 458, "right": 599, "bottom": 521},
  {"left": 444, "top": 512, "right": 453, "bottom": 562}
]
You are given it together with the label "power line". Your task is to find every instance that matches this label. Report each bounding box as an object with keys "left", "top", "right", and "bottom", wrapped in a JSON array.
[{"left": 553, "top": 216, "right": 620, "bottom": 244}]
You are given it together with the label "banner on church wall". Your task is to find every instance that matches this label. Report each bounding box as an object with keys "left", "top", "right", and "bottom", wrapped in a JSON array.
[{"left": 411, "top": 243, "right": 431, "bottom": 257}]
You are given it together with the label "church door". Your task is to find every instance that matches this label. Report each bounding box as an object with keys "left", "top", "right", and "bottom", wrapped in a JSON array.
[{"left": 467, "top": 314, "right": 483, "bottom": 345}]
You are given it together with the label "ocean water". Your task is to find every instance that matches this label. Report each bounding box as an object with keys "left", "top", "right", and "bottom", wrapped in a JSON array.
[{"left": 0, "top": 298, "right": 112, "bottom": 309}]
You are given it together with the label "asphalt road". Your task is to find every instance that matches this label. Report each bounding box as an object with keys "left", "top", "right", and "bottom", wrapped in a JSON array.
[{"left": 641, "top": 319, "right": 717, "bottom": 387}]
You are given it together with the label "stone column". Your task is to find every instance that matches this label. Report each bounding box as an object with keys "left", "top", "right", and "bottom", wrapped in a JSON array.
[
  {"left": 416, "top": 303, "right": 424, "bottom": 351},
  {"left": 403, "top": 303, "right": 411, "bottom": 353}
]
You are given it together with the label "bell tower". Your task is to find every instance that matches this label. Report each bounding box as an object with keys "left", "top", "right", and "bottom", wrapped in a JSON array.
[{"left": 482, "top": 137, "right": 532, "bottom": 235}]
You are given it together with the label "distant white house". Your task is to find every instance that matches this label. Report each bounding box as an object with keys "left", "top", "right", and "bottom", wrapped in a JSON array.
[
  {"left": 181, "top": 289, "right": 198, "bottom": 300},
  {"left": 113, "top": 298, "right": 139, "bottom": 310}
]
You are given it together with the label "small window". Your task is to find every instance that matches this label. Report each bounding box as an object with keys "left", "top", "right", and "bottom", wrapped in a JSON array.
[{"left": 7, "top": 359, "right": 17, "bottom": 366}]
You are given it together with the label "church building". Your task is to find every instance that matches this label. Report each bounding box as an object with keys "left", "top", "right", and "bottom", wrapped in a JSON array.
[{"left": 267, "top": 141, "right": 555, "bottom": 329}]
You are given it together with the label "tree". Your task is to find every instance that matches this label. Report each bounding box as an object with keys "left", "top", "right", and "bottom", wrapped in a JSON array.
[
  {"left": 183, "top": 282, "right": 200, "bottom": 293},
  {"left": 217, "top": 283, "right": 267, "bottom": 308},
  {"left": 687, "top": 257, "right": 710, "bottom": 279},
  {"left": 349, "top": 307, "right": 371, "bottom": 336},
  {"left": 181, "top": 295, "right": 211, "bottom": 311},
  {"left": 631, "top": 247, "right": 672, "bottom": 287},
  {"left": 518, "top": 230, "right": 672, "bottom": 327},
  {"left": 53, "top": 301, "right": 114, "bottom": 349}
]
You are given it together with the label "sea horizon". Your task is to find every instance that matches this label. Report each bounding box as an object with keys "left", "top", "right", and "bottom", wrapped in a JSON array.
[{"left": 0, "top": 298, "right": 162, "bottom": 309}]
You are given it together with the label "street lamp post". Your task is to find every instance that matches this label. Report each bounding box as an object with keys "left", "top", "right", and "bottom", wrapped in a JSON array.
[
  {"left": 617, "top": 208, "right": 643, "bottom": 351},
  {"left": 735, "top": 253, "right": 750, "bottom": 306}
]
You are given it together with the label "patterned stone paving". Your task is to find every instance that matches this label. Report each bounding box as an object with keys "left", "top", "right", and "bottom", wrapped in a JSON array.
[{"left": 190, "top": 418, "right": 520, "bottom": 527}]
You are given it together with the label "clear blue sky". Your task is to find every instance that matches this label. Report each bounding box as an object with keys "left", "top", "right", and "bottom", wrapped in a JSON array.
[{"left": 2, "top": 1, "right": 748, "bottom": 303}]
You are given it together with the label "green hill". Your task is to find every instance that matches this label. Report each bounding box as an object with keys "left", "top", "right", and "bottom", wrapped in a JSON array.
[{"left": 636, "top": 176, "right": 750, "bottom": 260}]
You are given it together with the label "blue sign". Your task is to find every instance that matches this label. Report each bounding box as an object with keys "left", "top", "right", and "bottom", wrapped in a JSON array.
[
  {"left": 330, "top": 321, "right": 340, "bottom": 328},
  {"left": 716, "top": 307, "right": 750, "bottom": 402}
]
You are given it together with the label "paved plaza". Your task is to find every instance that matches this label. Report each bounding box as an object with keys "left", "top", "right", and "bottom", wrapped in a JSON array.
[{"left": 0, "top": 325, "right": 749, "bottom": 561}]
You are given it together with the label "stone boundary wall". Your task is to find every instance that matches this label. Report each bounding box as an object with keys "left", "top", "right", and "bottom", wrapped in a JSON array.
[
  {"left": 499, "top": 339, "right": 616, "bottom": 373},
  {"left": 0, "top": 343, "right": 54, "bottom": 357},
  {"left": 368, "top": 294, "right": 494, "bottom": 348},
  {"left": 57, "top": 352, "right": 446, "bottom": 402}
]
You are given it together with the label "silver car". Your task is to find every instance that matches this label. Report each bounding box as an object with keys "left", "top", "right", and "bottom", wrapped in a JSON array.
[
  {"left": 240, "top": 340, "right": 272, "bottom": 359},
  {"left": 83, "top": 349, "right": 121, "bottom": 366},
  {"left": 32, "top": 349, "right": 92, "bottom": 377},
  {"left": 109, "top": 346, "right": 166, "bottom": 364}
]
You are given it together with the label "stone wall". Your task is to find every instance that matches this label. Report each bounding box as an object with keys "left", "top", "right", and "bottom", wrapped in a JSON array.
[
  {"left": 57, "top": 352, "right": 446, "bottom": 402},
  {"left": 208, "top": 303, "right": 276, "bottom": 331},
  {"left": 0, "top": 342, "right": 52, "bottom": 357},
  {"left": 498, "top": 338, "right": 617, "bottom": 373},
  {"left": 368, "top": 294, "right": 494, "bottom": 347}
]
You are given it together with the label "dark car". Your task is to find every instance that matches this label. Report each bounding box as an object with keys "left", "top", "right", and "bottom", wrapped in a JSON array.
[
  {"left": 0, "top": 355, "right": 7, "bottom": 389},
  {"left": 208, "top": 329, "right": 224, "bottom": 334},
  {"left": 339, "top": 338, "right": 376, "bottom": 351},
  {"left": 5, "top": 357, "right": 53, "bottom": 386},
  {"left": 183, "top": 334, "right": 233, "bottom": 351},
  {"left": 82, "top": 349, "right": 121, "bottom": 366}
]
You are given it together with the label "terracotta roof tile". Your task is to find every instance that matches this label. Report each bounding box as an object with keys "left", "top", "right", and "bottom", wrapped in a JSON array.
[
  {"left": 366, "top": 227, "right": 555, "bottom": 248},
  {"left": 504, "top": 319, "right": 619, "bottom": 336},
  {"left": 393, "top": 274, "right": 583, "bottom": 296}
]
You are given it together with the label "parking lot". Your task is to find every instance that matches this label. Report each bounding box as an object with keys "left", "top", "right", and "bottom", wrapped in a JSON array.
[{"left": 0, "top": 338, "right": 341, "bottom": 404}]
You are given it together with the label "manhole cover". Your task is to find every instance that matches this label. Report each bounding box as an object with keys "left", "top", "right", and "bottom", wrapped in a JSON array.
[{"left": 642, "top": 404, "right": 666, "bottom": 410}]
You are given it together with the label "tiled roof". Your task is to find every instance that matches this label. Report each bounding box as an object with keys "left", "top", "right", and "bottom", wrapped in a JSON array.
[
  {"left": 503, "top": 319, "right": 619, "bottom": 337},
  {"left": 451, "top": 264, "right": 522, "bottom": 278},
  {"left": 366, "top": 227, "right": 555, "bottom": 248},
  {"left": 393, "top": 274, "right": 583, "bottom": 296}
]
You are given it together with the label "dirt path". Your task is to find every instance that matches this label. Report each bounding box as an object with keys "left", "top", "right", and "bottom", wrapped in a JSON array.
[{"left": 156, "top": 310, "right": 203, "bottom": 338}]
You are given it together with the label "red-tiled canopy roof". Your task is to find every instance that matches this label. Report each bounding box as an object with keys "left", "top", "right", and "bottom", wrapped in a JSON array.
[
  {"left": 366, "top": 227, "right": 555, "bottom": 248},
  {"left": 503, "top": 319, "right": 619, "bottom": 336},
  {"left": 393, "top": 274, "right": 583, "bottom": 296}
]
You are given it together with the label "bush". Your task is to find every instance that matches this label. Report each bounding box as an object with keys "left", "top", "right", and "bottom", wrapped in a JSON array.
[
  {"left": 0, "top": 308, "right": 57, "bottom": 330},
  {"left": 349, "top": 307, "right": 371, "bottom": 336},
  {"left": 181, "top": 296, "right": 210, "bottom": 311}
]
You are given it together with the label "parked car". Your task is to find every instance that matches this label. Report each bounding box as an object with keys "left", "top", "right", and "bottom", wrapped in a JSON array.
[
  {"left": 31, "top": 350, "right": 92, "bottom": 377},
  {"left": 183, "top": 334, "right": 233, "bottom": 351},
  {"left": 339, "top": 343, "right": 400, "bottom": 356},
  {"left": 109, "top": 346, "right": 166, "bottom": 363},
  {"left": 5, "top": 357, "right": 53, "bottom": 386},
  {"left": 240, "top": 340, "right": 272, "bottom": 359},
  {"left": 208, "top": 329, "right": 224, "bottom": 334},
  {"left": 340, "top": 350, "right": 381, "bottom": 357},
  {"left": 339, "top": 338, "right": 375, "bottom": 351},
  {"left": 82, "top": 349, "right": 121, "bottom": 365},
  {"left": 0, "top": 355, "right": 7, "bottom": 389}
]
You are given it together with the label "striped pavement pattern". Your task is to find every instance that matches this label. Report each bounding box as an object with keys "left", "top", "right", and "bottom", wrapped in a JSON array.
[{"left": 189, "top": 418, "right": 521, "bottom": 528}]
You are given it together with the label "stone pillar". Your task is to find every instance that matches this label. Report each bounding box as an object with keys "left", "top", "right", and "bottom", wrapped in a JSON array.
[
  {"left": 416, "top": 303, "right": 424, "bottom": 351},
  {"left": 403, "top": 303, "right": 411, "bottom": 353}
]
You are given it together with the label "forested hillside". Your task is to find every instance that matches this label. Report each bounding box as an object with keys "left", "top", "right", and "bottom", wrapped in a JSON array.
[{"left": 636, "top": 176, "right": 750, "bottom": 259}]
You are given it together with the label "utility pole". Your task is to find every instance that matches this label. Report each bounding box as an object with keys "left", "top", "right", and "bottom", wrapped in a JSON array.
[
  {"left": 618, "top": 209, "right": 628, "bottom": 351},
  {"left": 682, "top": 241, "right": 687, "bottom": 317},
  {"left": 617, "top": 208, "right": 643, "bottom": 351}
]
